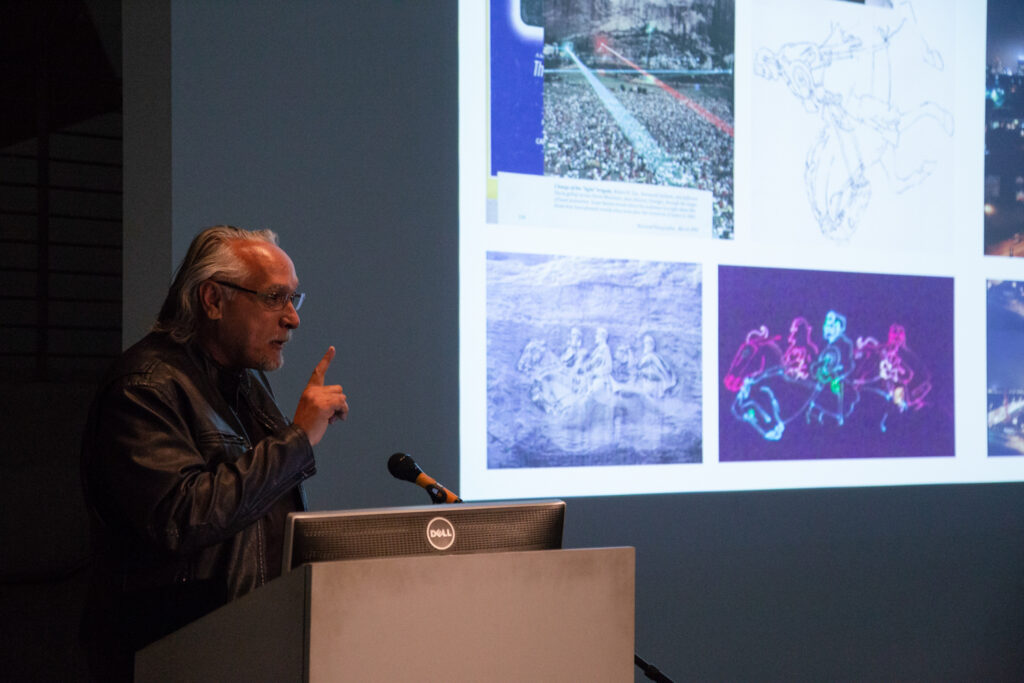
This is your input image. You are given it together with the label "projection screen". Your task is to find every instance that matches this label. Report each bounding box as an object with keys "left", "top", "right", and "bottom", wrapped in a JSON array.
[{"left": 460, "top": 0, "right": 1024, "bottom": 499}]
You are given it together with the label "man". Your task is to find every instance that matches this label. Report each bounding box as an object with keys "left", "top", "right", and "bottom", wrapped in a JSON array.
[{"left": 80, "top": 226, "right": 348, "bottom": 680}]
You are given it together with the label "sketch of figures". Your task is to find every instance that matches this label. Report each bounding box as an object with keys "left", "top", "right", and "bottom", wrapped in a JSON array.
[
  {"left": 723, "top": 301, "right": 940, "bottom": 446},
  {"left": 487, "top": 253, "right": 702, "bottom": 468},
  {"left": 850, "top": 322, "right": 933, "bottom": 432},
  {"left": 753, "top": 0, "right": 954, "bottom": 243},
  {"left": 806, "top": 310, "right": 857, "bottom": 425},
  {"left": 718, "top": 265, "right": 954, "bottom": 461}
]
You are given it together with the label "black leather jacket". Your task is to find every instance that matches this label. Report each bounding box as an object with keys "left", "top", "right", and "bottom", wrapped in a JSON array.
[{"left": 81, "top": 331, "right": 316, "bottom": 654}]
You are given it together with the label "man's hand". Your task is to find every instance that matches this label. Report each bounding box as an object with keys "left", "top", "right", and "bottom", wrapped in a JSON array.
[{"left": 292, "top": 346, "right": 348, "bottom": 447}]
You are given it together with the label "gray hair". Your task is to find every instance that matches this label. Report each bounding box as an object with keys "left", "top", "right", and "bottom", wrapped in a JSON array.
[{"left": 153, "top": 225, "right": 279, "bottom": 343}]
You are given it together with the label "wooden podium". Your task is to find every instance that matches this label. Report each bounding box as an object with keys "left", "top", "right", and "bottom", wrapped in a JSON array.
[{"left": 135, "top": 547, "right": 635, "bottom": 682}]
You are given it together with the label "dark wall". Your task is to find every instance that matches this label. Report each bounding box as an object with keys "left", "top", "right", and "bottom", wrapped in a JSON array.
[
  {"left": 168, "top": 0, "right": 459, "bottom": 515},
  {"left": 159, "top": 1, "right": 1024, "bottom": 680}
]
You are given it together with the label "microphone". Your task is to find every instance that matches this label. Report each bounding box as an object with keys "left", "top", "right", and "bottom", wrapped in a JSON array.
[{"left": 387, "top": 452, "right": 463, "bottom": 504}]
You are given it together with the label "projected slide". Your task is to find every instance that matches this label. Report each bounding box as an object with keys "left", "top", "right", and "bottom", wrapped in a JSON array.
[
  {"left": 486, "top": 253, "right": 702, "bottom": 469},
  {"left": 983, "top": 2, "right": 1024, "bottom": 257},
  {"left": 719, "top": 266, "right": 954, "bottom": 460},
  {"left": 488, "top": 0, "right": 735, "bottom": 239},
  {"left": 750, "top": 0, "right": 955, "bottom": 248},
  {"left": 987, "top": 280, "right": 1024, "bottom": 455},
  {"left": 461, "top": 0, "right": 1015, "bottom": 499}
]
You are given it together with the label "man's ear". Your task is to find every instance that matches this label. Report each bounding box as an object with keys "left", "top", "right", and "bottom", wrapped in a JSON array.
[{"left": 198, "top": 280, "right": 224, "bottom": 320}]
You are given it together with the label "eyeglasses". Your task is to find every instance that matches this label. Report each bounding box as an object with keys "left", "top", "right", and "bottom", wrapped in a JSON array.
[{"left": 213, "top": 280, "right": 305, "bottom": 311}]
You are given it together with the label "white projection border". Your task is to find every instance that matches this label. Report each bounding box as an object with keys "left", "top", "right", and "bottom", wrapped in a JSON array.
[{"left": 460, "top": 0, "right": 1021, "bottom": 501}]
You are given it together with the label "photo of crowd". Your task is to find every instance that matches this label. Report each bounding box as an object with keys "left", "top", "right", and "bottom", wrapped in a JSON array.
[{"left": 541, "top": 0, "right": 735, "bottom": 238}]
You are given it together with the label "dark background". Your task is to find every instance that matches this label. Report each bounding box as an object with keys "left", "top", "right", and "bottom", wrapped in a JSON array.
[{"left": 3, "top": 1, "right": 1024, "bottom": 680}]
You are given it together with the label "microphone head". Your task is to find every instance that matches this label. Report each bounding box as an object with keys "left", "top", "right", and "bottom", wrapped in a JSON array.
[{"left": 387, "top": 452, "right": 422, "bottom": 483}]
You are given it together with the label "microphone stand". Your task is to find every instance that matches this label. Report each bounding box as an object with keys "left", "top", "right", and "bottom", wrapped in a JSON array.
[{"left": 635, "top": 652, "right": 673, "bottom": 682}]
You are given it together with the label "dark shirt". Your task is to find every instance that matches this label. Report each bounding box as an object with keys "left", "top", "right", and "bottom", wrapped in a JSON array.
[{"left": 221, "top": 367, "right": 302, "bottom": 582}]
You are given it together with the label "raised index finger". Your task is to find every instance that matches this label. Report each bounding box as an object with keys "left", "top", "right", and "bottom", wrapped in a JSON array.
[{"left": 308, "top": 346, "right": 336, "bottom": 386}]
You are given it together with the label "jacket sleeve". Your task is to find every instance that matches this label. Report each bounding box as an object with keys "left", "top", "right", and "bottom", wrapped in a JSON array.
[{"left": 86, "top": 373, "right": 316, "bottom": 556}]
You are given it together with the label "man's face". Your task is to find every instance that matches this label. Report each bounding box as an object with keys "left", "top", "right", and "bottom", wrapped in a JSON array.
[{"left": 204, "top": 241, "right": 301, "bottom": 371}]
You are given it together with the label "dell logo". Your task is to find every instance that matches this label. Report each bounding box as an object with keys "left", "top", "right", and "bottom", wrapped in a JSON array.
[{"left": 426, "top": 517, "right": 456, "bottom": 550}]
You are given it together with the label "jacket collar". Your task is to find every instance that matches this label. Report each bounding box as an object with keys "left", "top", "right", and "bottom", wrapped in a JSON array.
[{"left": 187, "top": 340, "right": 252, "bottom": 409}]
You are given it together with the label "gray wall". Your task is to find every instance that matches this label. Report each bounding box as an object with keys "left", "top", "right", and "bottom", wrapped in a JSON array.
[{"left": 124, "top": 1, "right": 1024, "bottom": 679}]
